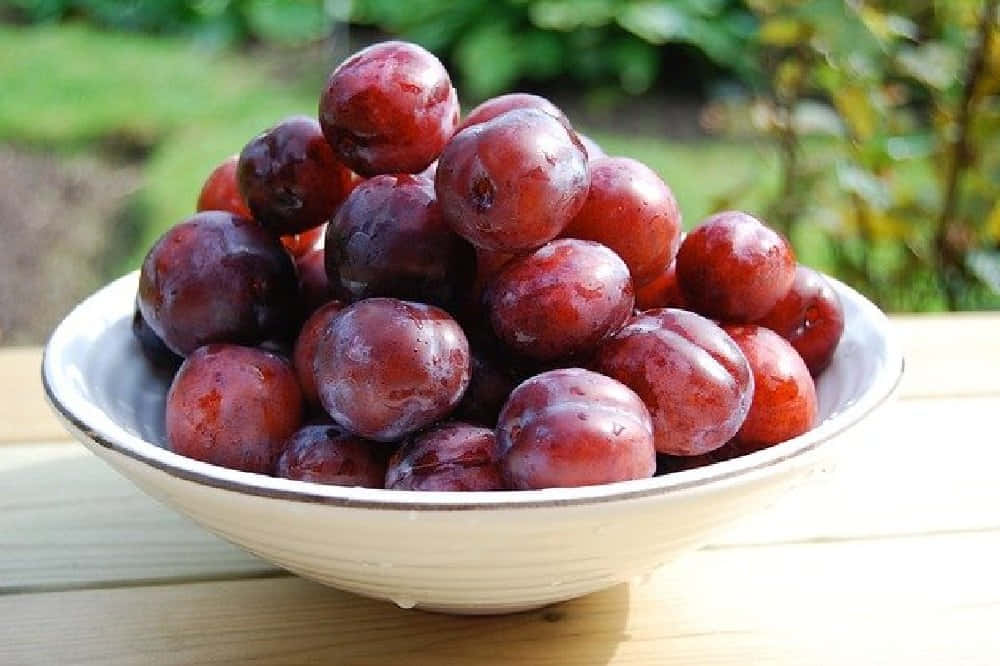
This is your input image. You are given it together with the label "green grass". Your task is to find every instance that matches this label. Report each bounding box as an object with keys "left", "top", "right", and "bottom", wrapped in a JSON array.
[
  {"left": 0, "top": 23, "right": 785, "bottom": 272},
  {"left": 0, "top": 23, "right": 329, "bottom": 270},
  {"left": 0, "top": 24, "right": 319, "bottom": 145},
  {"left": 588, "top": 132, "right": 782, "bottom": 227}
]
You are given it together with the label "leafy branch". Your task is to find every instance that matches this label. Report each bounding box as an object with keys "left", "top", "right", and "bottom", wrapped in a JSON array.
[{"left": 934, "top": 0, "right": 998, "bottom": 309}]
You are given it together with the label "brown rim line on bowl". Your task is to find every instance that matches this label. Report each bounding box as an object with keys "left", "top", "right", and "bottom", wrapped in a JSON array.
[
  {"left": 41, "top": 270, "right": 902, "bottom": 614},
  {"left": 43, "top": 271, "right": 904, "bottom": 511}
]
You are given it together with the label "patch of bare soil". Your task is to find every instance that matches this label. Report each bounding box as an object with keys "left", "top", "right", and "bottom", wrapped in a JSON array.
[{"left": 0, "top": 146, "right": 143, "bottom": 345}]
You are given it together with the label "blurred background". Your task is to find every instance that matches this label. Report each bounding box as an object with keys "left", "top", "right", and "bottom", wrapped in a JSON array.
[{"left": 1, "top": 0, "right": 998, "bottom": 345}]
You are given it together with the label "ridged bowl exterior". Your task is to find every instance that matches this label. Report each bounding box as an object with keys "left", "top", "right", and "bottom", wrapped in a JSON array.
[{"left": 43, "top": 272, "right": 902, "bottom": 614}]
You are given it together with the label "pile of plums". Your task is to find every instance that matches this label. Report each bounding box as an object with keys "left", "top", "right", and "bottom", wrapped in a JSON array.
[{"left": 134, "top": 40, "right": 844, "bottom": 492}]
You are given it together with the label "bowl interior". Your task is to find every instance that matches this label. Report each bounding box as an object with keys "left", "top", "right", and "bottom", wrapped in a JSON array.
[{"left": 43, "top": 271, "right": 902, "bottom": 508}]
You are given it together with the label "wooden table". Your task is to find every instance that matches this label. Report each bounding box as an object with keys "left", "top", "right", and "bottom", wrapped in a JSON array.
[{"left": 3, "top": 314, "right": 999, "bottom": 665}]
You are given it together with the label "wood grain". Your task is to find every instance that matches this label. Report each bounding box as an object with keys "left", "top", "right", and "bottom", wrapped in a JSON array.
[
  {"left": 891, "top": 313, "right": 1000, "bottom": 398},
  {"left": 3, "top": 397, "right": 998, "bottom": 593},
  {"left": 3, "top": 314, "right": 1000, "bottom": 664},
  {"left": 0, "top": 347, "right": 65, "bottom": 443},
  {"left": 3, "top": 531, "right": 998, "bottom": 665},
  {"left": 0, "top": 443, "right": 273, "bottom": 592}
]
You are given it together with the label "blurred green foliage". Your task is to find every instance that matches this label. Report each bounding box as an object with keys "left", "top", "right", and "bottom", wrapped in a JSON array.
[
  {"left": 6, "top": 0, "right": 756, "bottom": 98},
  {"left": 3, "top": 1, "right": 999, "bottom": 311},
  {"left": 0, "top": 23, "right": 326, "bottom": 271},
  {"left": 737, "top": 0, "right": 1000, "bottom": 311},
  {"left": 0, "top": 23, "right": 769, "bottom": 276},
  {"left": 350, "top": 0, "right": 756, "bottom": 99},
  {"left": 4, "top": 0, "right": 348, "bottom": 46},
  {"left": 357, "top": 0, "right": 1000, "bottom": 311}
]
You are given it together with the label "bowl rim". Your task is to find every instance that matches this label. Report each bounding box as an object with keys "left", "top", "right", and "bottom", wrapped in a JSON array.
[{"left": 42, "top": 271, "right": 903, "bottom": 511}]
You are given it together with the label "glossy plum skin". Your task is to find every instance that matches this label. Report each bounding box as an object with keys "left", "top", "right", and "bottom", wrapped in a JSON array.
[
  {"left": 237, "top": 115, "right": 353, "bottom": 235},
  {"left": 280, "top": 224, "right": 324, "bottom": 258},
  {"left": 456, "top": 93, "right": 568, "bottom": 133},
  {"left": 275, "top": 424, "right": 385, "bottom": 487},
  {"left": 435, "top": 108, "right": 590, "bottom": 253},
  {"left": 486, "top": 239, "right": 634, "bottom": 361},
  {"left": 724, "top": 325, "right": 818, "bottom": 450},
  {"left": 166, "top": 345, "right": 303, "bottom": 474},
  {"left": 137, "top": 212, "right": 298, "bottom": 356},
  {"left": 292, "top": 300, "right": 345, "bottom": 407},
  {"left": 755, "top": 265, "right": 844, "bottom": 375},
  {"left": 385, "top": 422, "right": 504, "bottom": 491},
  {"left": 319, "top": 41, "right": 459, "bottom": 176},
  {"left": 562, "top": 157, "right": 681, "bottom": 286},
  {"left": 196, "top": 155, "right": 252, "bottom": 219},
  {"left": 635, "top": 260, "right": 687, "bottom": 311},
  {"left": 131, "top": 303, "right": 182, "bottom": 371},
  {"left": 596, "top": 308, "right": 754, "bottom": 456},
  {"left": 314, "top": 298, "right": 471, "bottom": 441},
  {"left": 325, "top": 174, "right": 474, "bottom": 307},
  {"left": 496, "top": 368, "right": 655, "bottom": 489},
  {"left": 676, "top": 211, "right": 796, "bottom": 322}
]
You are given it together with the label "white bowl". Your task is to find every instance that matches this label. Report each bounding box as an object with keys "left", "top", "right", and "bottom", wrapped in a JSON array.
[{"left": 43, "top": 271, "right": 902, "bottom": 614}]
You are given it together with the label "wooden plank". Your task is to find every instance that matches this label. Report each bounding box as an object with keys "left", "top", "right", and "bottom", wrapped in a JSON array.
[
  {"left": 719, "top": 395, "right": 1000, "bottom": 545},
  {"left": 891, "top": 313, "right": 1000, "bottom": 398},
  {"left": 3, "top": 397, "right": 998, "bottom": 593},
  {"left": 2, "top": 531, "right": 998, "bottom": 665},
  {"left": 0, "top": 347, "right": 66, "bottom": 444},
  {"left": 0, "top": 443, "right": 273, "bottom": 592}
]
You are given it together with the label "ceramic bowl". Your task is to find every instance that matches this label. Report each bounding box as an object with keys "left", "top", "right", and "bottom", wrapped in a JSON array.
[{"left": 43, "top": 271, "right": 902, "bottom": 614}]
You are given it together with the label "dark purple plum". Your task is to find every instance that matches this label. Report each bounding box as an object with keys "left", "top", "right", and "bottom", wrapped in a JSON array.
[
  {"left": 137, "top": 211, "right": 298, "bottom": 356},
  {"left": 385, "top": 422, "right": 504, "bottom": 491},
  {"left": 676, "top": 211, "right": 796, "bottom": 322},
  {"left": 237, "top": 115, "right": 353, "bottom": 236},
  {"left": 275, "top": 424, "right": 385, "bottom": 487},
  {"left": 496, "top": 368, "right": 655, "bottom": 489},
  {"left": 485, "top": 239, "right": 634, "bottom": 361},
  {"left": 436, "top": 108, "right": 589, "bottom": 253},
  {"left": 319, "top": 41, "right": 459, "bottom": 176},
  {"left": 314, "top": 298, "right": 470, "bottom": 441},
  {"left": 325, "top": 174, "right": 473, "bottom": 307},
  {"left": 596, "top": 308, "right": 754, "bottom": 456}
]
